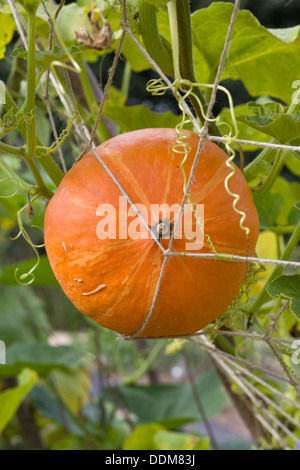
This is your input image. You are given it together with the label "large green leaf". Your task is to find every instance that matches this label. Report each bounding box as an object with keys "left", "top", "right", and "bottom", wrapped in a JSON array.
[
  {"left": 0, "top": 368, "right": 37, "bottom": 433},
  {"left": 0, "top": 342, "right": 84, "bottom": 377},
  {"left": 103, "top": 370, "right": 226, "bottom": 424},
  {"left": 191, "top": 3, "right": 300, "bottom": 104},
  {"left": 252, "top": 192, "right": 284, "bottom": 230}
]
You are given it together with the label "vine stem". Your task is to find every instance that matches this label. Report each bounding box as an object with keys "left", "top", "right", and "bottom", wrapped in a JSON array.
[
  {"left": 0, "top": 141, "right": 26, "bottom": 157},
  {"left": 138, "top": 0, "right": 173, "bottom": 77},
  {"left": 253, "top": 149, "right": 287, "bottom": 193},
  {"left": 25, "top": 11, "right": 37, "bottom": 158},
  {"left": 173, "top": 0, "right": 224, "bottom": 146},
  {"left": 167, "top": 0, "right": 181, "bottom": 80}
]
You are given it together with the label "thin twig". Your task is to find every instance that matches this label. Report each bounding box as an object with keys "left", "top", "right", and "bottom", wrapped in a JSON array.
[
  {"left": 166, "top": 250, "right": 300, "bottom": 268},
  {"left": 208, "top": 135, "right": 300, "bottom": 153},
  {"left": 205, "top": 0, "right": 241, "bottom": 119}
]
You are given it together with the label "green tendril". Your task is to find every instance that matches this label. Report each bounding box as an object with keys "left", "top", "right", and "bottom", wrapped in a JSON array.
[
  {"left": 0, "top": 177, "right": 20, "bottom": 198},
  {"left": 44, "top": 110, "right": 80, "bottom": 156},
  {"left": 12, "top": 196, "right": 43, "bottom": 286}
]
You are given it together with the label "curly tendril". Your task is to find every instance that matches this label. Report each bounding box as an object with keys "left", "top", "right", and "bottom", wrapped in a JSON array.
[
  {"left": 45, "top": 110, "right": 80, "bottom": 156},
  {"left": 11, "top": 197, "right": 44, "bottom": 286},
  {"left": 0, "top": 177, "right": 20, "bottom": 198}
]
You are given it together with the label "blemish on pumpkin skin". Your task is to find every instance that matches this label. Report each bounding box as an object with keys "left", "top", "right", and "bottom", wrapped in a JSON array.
[
  {"left": 82, "top": 284, "right": 107, "bottom": 296},
  {"left": 62, "top": 241, "right": 68, "bottom": 253}
]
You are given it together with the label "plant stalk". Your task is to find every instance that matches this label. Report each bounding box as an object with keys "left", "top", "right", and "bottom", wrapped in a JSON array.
[
  {"left": 138, "top": 0, "right": 174, "bottom": 77},
  {"left": 3, "top": 91, "right": 64, "bottom": 188},
  {"left": 25, "top": 11, "right": 37, "bottom": 158},
  {"left": 173, "top": 0, "right": 225, "bottom": 147}
]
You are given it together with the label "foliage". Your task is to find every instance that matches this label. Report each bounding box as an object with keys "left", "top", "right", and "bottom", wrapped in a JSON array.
[{"left": 0, "top": 0, "right": 299, "bottom": 451}]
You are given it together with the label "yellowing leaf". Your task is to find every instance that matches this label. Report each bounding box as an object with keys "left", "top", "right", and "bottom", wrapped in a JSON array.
[
  {"left": 249, "top": 231, "right": 280, "bottom": 296},
  {"left": 256, "top": 230, "right": 278, "bottom": 260},
  {"left": 0, "top": 12, "right": 16, "bottom": 58},
  {"left": 51, "top": 367, "right": 91, "bottom": 414}
]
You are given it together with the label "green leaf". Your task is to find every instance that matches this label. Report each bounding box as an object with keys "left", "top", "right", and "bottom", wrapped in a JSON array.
[
  {"left": 54, "top": 3, "right": 94, "bottom": 46},
  {"left": 11, "top": 45, "right": 83, "bottom": 72},
  {"left": 220, "top": 104, "right": 272, "bottom": 150},
  {"left": 103, "top": 370, "right": 227, "bottom": 424},
  {"left": 30, "top": 384, "right": 84, "bottom": 435},
  {"left": 237, "top": 107, "right": 300, "bottom": 144},
  {"left": 121, "top": 35, "right": 152, "bottom": 73},
  {"left": 154, "top": 430, "right": 210, "bottom": 451},
  {"left": 0, "top": 368, "right": 38, "bottom": 433},
  {"left": 285, "top": 153, "right": 300, "bottom": 177},
  {"left": 0, "top": 255, "right": 58, "bottom": 286},
  {"left": 103, "top": 86, "right": 182, "bottom": 132},
  {"left": 122, "top": 422, "right": 165, "bottom": 450},
  {"left": 247, "top": 101, "right": 285, "bottom": 119},
  {"left": 252, "top": 191, "right": 284, "bottom": 230},
  {"left": 0, "top": 343, "right": 84, "bottom": 377},
  {"left": 122, "top": 424, "right": 210, "bottom": 451},
  {"left": 269, "top": 177, "right": 300, "bottom": 226},
  {"left": 191, "top": 3, "right": 300, "bottom": 103},
  {"left": 267, "top": 274, "right": 300, "bottom": 320}
]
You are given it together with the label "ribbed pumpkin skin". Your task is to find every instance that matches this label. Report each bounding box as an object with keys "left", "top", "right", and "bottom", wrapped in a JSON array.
[{"left": 44, "top": 129, "right": 259, "bottom": 338}]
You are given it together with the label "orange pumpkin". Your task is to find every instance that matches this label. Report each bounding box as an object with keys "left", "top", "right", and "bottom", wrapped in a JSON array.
[{"left": 44, "top": 129, "right": 259, "bottom": 338}]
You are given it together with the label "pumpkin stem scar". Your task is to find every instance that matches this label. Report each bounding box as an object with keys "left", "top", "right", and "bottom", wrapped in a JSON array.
[{"left": 82, "top": 284, "right": 107, "bottom": 296}]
